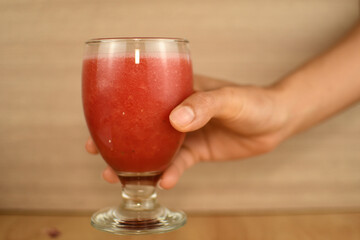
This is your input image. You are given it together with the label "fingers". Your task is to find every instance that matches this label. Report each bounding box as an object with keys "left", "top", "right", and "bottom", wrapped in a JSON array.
[
  {"left": 102, "top": 166, "right": 120, "bottom": 183},
  {"left": 85, "top": 137, "right": 116, "bottom": 183},
  {"left": 85, "top": 138, "right": 119, "bottom": 183},
  {"left": 158, "top": 146, "right": 198, "bottom": 189},
  {"left": 86, "top": 136, "right": 197, "bottom": 188},
  {"left": 164, "top": 87, "right": 243, "bottom": 188},
  {"left": 85, "top": 137, "right": 99, "bottom": 154},
  {"left": 169, "top": 87, "right": 242, "bottom": 133}
]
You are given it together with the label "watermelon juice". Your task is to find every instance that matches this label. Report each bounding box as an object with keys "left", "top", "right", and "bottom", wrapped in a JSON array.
[{"left": 82, "top": 54, "right": 193, "bottom": 173}]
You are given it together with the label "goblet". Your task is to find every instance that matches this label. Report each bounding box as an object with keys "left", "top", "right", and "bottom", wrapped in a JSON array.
[{"left": 82, "top": 37, "right": 193, "bottom": 235}]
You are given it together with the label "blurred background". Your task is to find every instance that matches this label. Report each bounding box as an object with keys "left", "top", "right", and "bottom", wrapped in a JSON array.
[{"left": 0, "top": 0, "right": 359, "bottom": 214}]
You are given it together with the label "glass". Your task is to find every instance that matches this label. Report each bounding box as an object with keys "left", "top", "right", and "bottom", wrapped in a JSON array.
[{"left": 82, "top": 37, "right": 193, "bottom": 235}]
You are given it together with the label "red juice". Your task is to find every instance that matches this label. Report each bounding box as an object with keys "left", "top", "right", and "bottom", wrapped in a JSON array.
[{"left": 82, "top": 54, "right": 193, "bottom": 173}]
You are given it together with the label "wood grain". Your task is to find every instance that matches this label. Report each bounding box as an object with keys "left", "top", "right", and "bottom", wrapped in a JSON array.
[
  {"left": 0, "top": 213, "right": 359, "bottom": 240},
  {"left": 0, "top": 0, "right": 359, "bottom": 212}
]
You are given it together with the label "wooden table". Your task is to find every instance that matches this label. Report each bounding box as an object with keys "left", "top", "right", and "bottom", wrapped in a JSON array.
[{"left": 1, "top": 212, "right": 359, "bottom": 240}]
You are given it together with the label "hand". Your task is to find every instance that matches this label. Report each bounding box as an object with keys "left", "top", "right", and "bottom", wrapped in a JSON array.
[{"left": 85, "top": 75, "right": 289, "bottom": 189}]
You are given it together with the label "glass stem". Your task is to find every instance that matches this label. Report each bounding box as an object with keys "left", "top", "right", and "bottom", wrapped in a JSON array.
[{"left": 121, "top": 183, "right": 157, "bottom": 212}]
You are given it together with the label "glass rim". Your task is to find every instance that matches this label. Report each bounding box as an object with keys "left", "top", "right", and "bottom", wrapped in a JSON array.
[{"left": 85, "top": 37, "right": 189, "bottom": 44}]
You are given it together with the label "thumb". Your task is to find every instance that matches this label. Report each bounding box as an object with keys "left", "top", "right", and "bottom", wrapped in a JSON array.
[{"left": 169, "top": 87, "right": 241, "bottom": 132}]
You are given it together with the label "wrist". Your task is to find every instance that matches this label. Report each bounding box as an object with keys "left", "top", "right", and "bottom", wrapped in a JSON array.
[
  {"left": 265, "top": 83, "right": 296, "bottom": 141},
  {"left": 267, "top": 73, "right": 311, "bottom": 140}
]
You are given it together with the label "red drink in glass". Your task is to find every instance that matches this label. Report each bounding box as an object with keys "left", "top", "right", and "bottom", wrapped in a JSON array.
[
  {"left": 82, "top": 55, "right": 193, "bottom": 173},
  {"left": 82, "top": 38, "right": 192, "bottom": 235}
]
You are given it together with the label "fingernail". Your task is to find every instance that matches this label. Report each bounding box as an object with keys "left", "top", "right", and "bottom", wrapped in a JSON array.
[
  {"left": 157, "top": 180, "right": 165, "bottom": 190},
  {"left": 170, "top": 106, "right": 195, "bottom": 127}
]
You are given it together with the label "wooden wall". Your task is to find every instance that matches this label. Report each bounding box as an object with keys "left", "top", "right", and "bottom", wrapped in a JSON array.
[{"left": 0, "top": 0, "right": 359, "bottom": 213}]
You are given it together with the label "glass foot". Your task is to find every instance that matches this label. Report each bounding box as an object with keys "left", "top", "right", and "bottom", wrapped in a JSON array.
[{"left": 91, "top": 206, "right": 187, "bottom": 235}]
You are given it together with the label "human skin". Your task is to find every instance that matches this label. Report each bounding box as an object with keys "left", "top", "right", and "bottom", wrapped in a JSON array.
[{"left": 86, "top": 22, "right": 360, "bottom": 189}]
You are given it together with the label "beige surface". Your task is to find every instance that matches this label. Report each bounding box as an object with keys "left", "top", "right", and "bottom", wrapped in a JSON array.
[
  {"left": 0, "top": 0, "right": 359, "bottom": 212},
  {"left": 1, "top": 213, "right": 360, "bottom": 240}
]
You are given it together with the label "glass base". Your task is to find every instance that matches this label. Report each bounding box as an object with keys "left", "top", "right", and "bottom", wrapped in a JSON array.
[{"left": 91, "top": 206, "right": 187, "bottom": 235}]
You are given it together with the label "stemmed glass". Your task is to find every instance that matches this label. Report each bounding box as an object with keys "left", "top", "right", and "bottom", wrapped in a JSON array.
[{"left": 82, "top": 37, "right": 193, "bottom": 235}]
